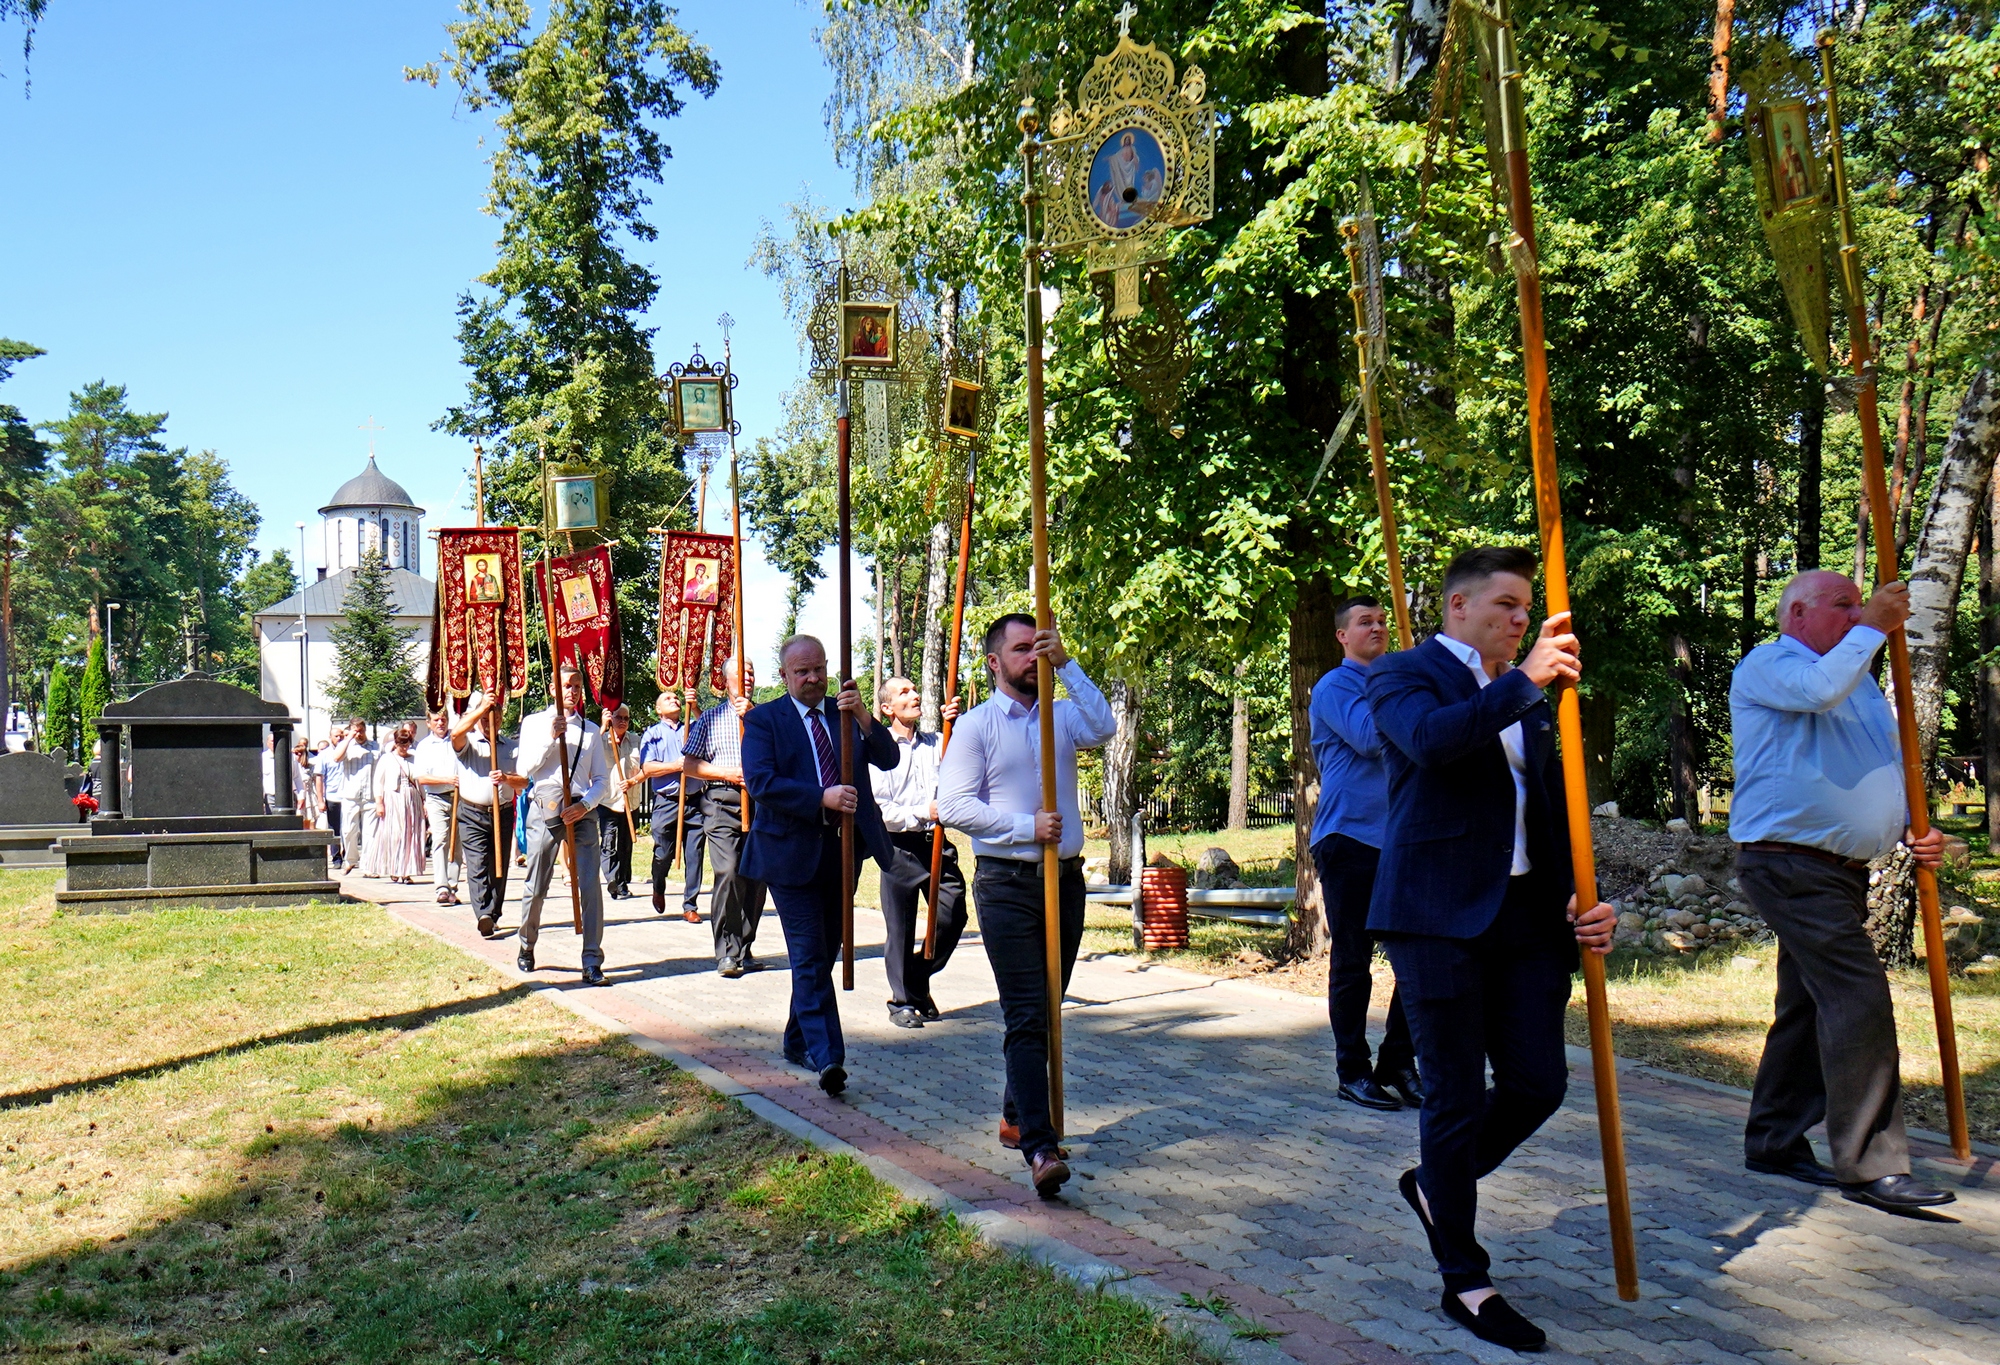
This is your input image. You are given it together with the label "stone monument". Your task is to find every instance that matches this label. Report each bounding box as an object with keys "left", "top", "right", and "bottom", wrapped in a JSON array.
[
  {"left": 0, "top": 750, "right": 87, "bottom": 866},
  {"left": 55, "top": 674, "right": 339, "bottom": 913}
]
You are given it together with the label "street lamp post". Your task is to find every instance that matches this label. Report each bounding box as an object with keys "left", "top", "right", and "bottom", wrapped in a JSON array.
[
  {"left": 103, "top": 603, "right": 120, "bottom": 684},
  {"left": 295, "top": 522, "right": 311, "bottom": 740}
]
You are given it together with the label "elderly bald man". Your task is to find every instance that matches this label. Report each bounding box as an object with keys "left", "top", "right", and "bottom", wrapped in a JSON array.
[{"left": 1729, "top": 570, "right": 1950, "bottom": 1214}]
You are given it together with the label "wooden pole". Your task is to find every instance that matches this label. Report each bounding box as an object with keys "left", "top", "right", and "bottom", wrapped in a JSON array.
[
  {"left": 1819, "top": 32, "right": 1969, "bottom": 1160},
  {"left": 1491, "top": 0, "right": 1637, "bottom": 1300},
  {"left": 473, "top": 445, "right": 504, "bottom": 882},
  {"left": 728, "top": 329, "right": 751, "bottom": 836},
  {"left": 1341, "top": 213, "right": 1413, "bottom": 650},
  {"left": 539, "top": 554, "right": 584, "bottom": 935},
  {"left": 837, "top": 268, "right": 857, "bottom": 992},
  {"left": 1021, "top": 111, "right": 1064, "bottom": 1137},
  {"left": 926, "top": 446, "right": 977, "bottom": 959}
]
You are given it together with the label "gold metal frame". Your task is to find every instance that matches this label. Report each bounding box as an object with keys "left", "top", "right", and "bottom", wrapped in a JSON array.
[
  {"left": 543, "top": 464, "right": 607, "bottom": 536},
  {"left": 839, "top": 300, "right": 899, "bottom": 367},
  {"left": 942, "top": 377, "right": 983, "bottom": 440}
]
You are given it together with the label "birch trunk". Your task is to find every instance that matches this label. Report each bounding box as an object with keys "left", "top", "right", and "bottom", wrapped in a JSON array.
[
  {"left": 1103, "top": 677, "right": 1145, "bottom": 885},
  {"left": 1982, "top": 477, "right": 2000, "bottom": 848},
  {"left": 1908, "top": 366, "right": 2000, "bottom": 771},
  {"left": 1226, "top": 658, "right": 1250, "bottom": 829}
]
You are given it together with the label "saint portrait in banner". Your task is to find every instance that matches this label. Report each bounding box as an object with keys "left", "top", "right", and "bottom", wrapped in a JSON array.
[{"left": 657, "top": 531, "right": 738, "bottom": 691}]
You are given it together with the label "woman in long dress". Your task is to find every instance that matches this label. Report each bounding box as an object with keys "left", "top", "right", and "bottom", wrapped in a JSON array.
[{"left": 366, "top": 724, "right": 428, "bottom": 883}]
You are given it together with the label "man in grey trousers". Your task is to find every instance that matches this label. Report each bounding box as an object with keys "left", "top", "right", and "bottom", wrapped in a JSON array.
[
  {"left": 1729, "top": 570, "right": 1950, "bottom": 1214},
  {"left": 514, "top": 662, "right": 609, "bottom": 987}
]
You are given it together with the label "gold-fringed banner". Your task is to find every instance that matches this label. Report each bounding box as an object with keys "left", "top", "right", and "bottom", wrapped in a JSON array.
[
  {"left": 430, "top": 527, "right": 530, "bottom": 706},
  {"left": 1741, "top": 40, "right": 1834, "bottom": 374},
  {"left": 535, "top": 545, "right": 624, "bottom": 708},
  {"left": 655, "top": 531, "right": 737, "bottom": 691}
]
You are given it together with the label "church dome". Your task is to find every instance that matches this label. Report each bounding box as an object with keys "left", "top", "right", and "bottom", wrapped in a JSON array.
[{"left": 319, "top": 456, "right": 420, "bottom": 514}]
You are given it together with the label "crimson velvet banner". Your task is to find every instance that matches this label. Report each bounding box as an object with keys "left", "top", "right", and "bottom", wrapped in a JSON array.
[
  {"left": 535, "top": 545, "right": 625, "bottom": 708},
  {"left": 428, "top": 527, "right": 531, "bottom": 711},
  {"left": 655, "top": 531, "right": 737, "bottom": 691}
]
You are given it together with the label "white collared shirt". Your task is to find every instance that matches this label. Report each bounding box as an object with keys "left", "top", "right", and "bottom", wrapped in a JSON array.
[
  {"left": 1434, "top": 633, "right": 1531, "bottom": 875},
  {"left": 516, "top": 706, "right": 607, "bottom": 813},
  {"left": 936, "top": 660, "right": 1118, "bottom": 861},
  {"left": 789, "top": 693, "right": 844, "bottom": 783},
  {"left": 876, "top": 726, "right": 943, "bottom": 832},
  {"left": 414, "top": 733, "right": 460, "bottom": 802}
]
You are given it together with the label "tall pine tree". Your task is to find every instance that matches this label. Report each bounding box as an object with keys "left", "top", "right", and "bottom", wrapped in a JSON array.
[
  {"left": 77, "top": 634, "right": 108, "bottom": 725},
  {"left": 326, "top": 550, "right": 422, "bottom": 728},
  {"left": 42, "top": 659, "right": 75, "bottom": 759}
]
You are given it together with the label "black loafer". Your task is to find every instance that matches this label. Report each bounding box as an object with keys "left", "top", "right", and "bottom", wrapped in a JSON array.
[
  {"left": 916, "top": 995, "right": 941, "bottom": 1021},
  {"left": 740, "top": 953, "right": 766, "bottom": 972},
  {"left": 717, "top": 959, "right": 744, "bottom": 979},
  {"left": 1398, "top": 1169, "right": 1449, "bottom": 1266},
  {"left": 818, "top": 1065, "right": 847, "bottom": 1097},
  {"left": 1339, "top": 1077, "right": 1403, "bottom": 1111},
  {"left": 784, "top": 1048, "right": 810, "bottom": 1069},
  {"left": 888, "top": 1004, "right": 925, "bottom": 1029},
  {"left": 1441, "top": 1292, "right": 1546, "bottom": 1352},
  {"left": 580, "top": 964, "right": 607, "bottom": 987},
  {"left": 1842, "top": 1173, "right": 1956, "bottom": 1212},
  {"left": 1746, "top": 1153, "right": 1839, "bottom": 1187},
  {"left": 1383, "top": 1067, "right": 1425, "bottom": 1107},
  {"left": 517, "top": 946, "right": 535, "bottom": 973}
]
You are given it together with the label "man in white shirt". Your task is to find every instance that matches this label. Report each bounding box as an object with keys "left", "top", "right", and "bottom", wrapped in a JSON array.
[
  {"left": 451, "top": 691, "right": 525, "bottom": 938},
  {"left": 414, "top": 709, "right": 464, "bottom": 906},
  {"left": 936, "top": 614, "right": 1117, "bottom": 1197},
  {"left": 515, "top": 663, "right": 610, "bottom": 985},
  {"left": 598, "top": 703, "right": 642, "bottom": 900},
  {"left": 320, "top": 718, "right": 377, "bottom": 872},
  {"left": 873, "top": 677, "right": 965, "bottom": 1029}
]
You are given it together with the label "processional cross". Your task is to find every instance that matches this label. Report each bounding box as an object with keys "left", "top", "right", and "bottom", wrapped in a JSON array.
[
  {"left": 358, "top": 415, "right": 384, "bottom": 458},
  {"left": 1114, "top": 2, "right": 1138, "bottom": 38}
]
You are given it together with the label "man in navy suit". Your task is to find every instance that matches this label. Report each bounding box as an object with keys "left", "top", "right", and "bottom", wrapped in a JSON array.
[
  {"left": 1364, "top": 545, "right": 1616, "bottom": 1353},
  {"left": 740, "top": 633, "right": 898, "bottom": 1097}
]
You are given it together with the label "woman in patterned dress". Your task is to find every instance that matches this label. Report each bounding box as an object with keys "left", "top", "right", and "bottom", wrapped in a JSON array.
[{"left": 366, "top": 724, "right": 428, "bottom": 883}]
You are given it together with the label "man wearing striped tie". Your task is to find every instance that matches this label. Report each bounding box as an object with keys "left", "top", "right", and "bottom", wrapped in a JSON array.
[{"left": 740, "top": 635, "right": 900, "bottom": 1096}]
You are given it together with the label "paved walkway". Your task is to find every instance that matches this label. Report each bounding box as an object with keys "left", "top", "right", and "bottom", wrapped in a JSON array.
[{"left": 347, "top": 863, "right": 1999, "bottom": 1365}]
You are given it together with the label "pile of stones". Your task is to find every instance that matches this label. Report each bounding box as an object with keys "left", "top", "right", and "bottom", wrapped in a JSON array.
[{"left": 1610, "top": 868, "right": 1770, "bottom": 957}]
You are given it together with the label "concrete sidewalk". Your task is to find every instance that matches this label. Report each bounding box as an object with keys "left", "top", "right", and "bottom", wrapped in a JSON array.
[{"left": 346, "top": 861, "right": 1998, "bottom": 1365}]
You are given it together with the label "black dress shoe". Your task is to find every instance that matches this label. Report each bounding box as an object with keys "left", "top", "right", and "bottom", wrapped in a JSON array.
[
  {"left": 717, "top": 959, "right": 744, "bottom": 979},
  {"left": 1746, "top": 1152, "right": 1839, "bottom": 1187},
  {"left": 1398, "top": 1169, "right": 1450, "bottom": 1265},
  {"left": 1339, "top": 1077, "right": 1403, "bottom": 1111},
  {"left": 517, "top": 946, "right": 535, "bottom": 973},
  {"left": 888, "top": 1004, "right": 925, "bottom": 1029},
  {"left": 740, "top": 952, "right": 766, "bottom": 972},
  {"left": 1842, "top": 1173, "right": 1956, "bottom": 1212},
  {"left": 818, "top": 1065, "right": 847, "bottom": 1097},
  {"left": 916, "top": 995, "right": 941, "bottom": 1021},
  {"left": 784, "top": 1048, "right": 810, "bottom": 1069},
  {"left": 652, "top": 892, "right": 666, "bottom": 914},
  {"left": 1441, "top": 1292, "right": 1546, "bottom": 1352},
  {"left": 1383, "top": 1067, "right": 1425, "bottom": 1107},
  {"left": 580, "top": 964, "right": 607, "bottom": 987}
]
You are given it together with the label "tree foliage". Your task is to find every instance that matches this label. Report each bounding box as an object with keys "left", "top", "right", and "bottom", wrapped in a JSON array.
[
  {"left": 42, "top": 659, "right": 74, "bottom": 760},
  {"left": 326, "top": 550, "right": 424, "bottom": 726}
]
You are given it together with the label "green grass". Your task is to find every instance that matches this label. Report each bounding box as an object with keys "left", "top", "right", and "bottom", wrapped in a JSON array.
[{"left": 0, "top": 870, "right": 1217, "bottom": 1364}]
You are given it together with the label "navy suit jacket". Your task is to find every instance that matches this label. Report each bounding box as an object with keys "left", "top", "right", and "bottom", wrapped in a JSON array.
[
  {"left": 739, "top": 697, "right": 898, "bottom": 887},
  {"left": 1363, "top": 635, "right": 1575, "bottom": 942}
]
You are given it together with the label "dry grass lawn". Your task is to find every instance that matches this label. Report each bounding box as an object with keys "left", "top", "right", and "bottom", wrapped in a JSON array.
[{"left": 0, "top": 869, "right": 1218, "bottom": 1364}]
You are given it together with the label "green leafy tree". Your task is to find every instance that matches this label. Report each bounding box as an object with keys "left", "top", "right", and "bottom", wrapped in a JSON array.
[
  {"left": 42, "top": 659, "right": 74, "bottom": 759},
  {"left": 78, "top": 634, "right": 108, "bottom": 728},
  {"left": 0, "top": 339, "right": 48, "bottom": 723},
  {"left": 326, "top": 550, "right": 423, "bottom": 728},
  {"left": 409, "top": 0, "right": 716, "bottom": 682}
]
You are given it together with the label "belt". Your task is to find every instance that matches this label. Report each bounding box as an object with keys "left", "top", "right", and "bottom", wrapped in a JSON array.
[
  {"left": 976, "top": 854, "right": 1083, "bottom": 874},
  {"left": 1742, "top": 840, "right": 1870, "bottom": 872}
]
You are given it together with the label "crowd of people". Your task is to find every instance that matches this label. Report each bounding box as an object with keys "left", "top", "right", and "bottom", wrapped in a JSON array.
[{"left": 272, "top": 542, "right": 1961, "bottom": 1354}]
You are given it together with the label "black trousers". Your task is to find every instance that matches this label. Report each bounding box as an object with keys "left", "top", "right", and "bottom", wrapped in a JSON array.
[
  {"left": 974, "top": 855, "right": 1085, "bottom": 1164},
  {"left": 454, "top": 800, "right": 515, "bottom": 926},
  {"left": 1739, "top": 847, "right": 1910, "bottom": 1183},
  {"left": 879, "top": 829, "right": 967, "bottom": 1007},
  {"left": 701, "top": 784, "right": 765, "bottom": 966},
  {"left": 597, "top": 806, "right": 634, "bottom": 893},
  {"left": 1382, "top": 878, "right": 1573, "bottom": 1294},
  {"left": 769, "top": 826, "right": 847, "bottom": 1071},
  {"left": 1312, "top": 832, "right": 1415, "bottom": 1084},
  {"left": 649, "top": 780, "right": 707, "bottom": 914}
]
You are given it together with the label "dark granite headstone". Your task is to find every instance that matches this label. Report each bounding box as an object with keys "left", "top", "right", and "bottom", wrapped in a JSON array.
[
  {"left": 99, "top": 676, "right": 287, "bottom": 819},
  {"left": 0, "top": 751, "right": 85, "bottom": 825}
]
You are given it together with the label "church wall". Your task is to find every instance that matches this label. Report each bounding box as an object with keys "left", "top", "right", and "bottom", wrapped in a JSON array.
[{"left": 258, "top": 612, "right": 432, "bottom": 743}]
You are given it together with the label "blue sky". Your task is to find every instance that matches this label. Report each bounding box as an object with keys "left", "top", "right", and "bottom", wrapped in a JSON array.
[{"left": 0, "top": 0, "right": 860, "bottom": 672}]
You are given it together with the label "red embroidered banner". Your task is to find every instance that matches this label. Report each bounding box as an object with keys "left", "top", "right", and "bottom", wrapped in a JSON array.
[
  {"left": 535, "top": 545, "right": 624, "bottom": 709},
  {"left": 430, "top": 527, "right": 530, "bottom": 707},
  {"left": 656, "top": 531, "right": 737, "bottom": 691}
]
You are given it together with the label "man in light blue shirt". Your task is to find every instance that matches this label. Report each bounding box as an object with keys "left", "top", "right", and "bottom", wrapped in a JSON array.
[
  {"left": 1730, "top": 570, "right": 1948, "bottom": 1214},
  {"left": 1308, "top": 596, "right": 1419, "bottom": 1112}
]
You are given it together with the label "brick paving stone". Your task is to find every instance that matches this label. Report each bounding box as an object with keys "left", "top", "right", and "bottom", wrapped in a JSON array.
[{"left": 358, "top": 867, "right": 2000, "bottom": 1365}]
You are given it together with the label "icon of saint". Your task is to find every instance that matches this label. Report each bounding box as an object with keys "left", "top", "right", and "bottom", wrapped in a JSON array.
[
  {"left": 850, "top": 314, "right": 889, "bottom": 359},
  {"left": 467, "top": 557, "right": 504, "bottom": 604},
  {"left": 682, "top": 560, "right": 719, "bottom": 606}
]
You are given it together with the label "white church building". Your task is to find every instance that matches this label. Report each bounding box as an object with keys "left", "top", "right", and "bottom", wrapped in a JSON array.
[{"left": 256, "top": 457, "right": 435, "bottom": 741}]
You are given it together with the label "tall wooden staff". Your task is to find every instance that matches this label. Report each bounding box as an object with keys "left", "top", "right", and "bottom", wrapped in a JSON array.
[
  {"left": 1817, "top": 29, "right": 1969, "bottom": 1157},
  {"left": 474, "top": 445, "right": 508, "bottom": 882},
  {"left": 724, "top": 314, "right": 752, "bottom": 836},
  {"left": 836, "top": 267, "right": 859, "bottom": 991},
  {"left": 1019, "top": 105, "right": 1066, "bottom": 1135},
  {"left": 1340, "top": 176, "right": 1414, "bottom": 650},
  {"left": 1489, "top": 0, "right": 1637, "bottom": 1299},
  {"left": 925, "top": 445, "right": 977, "bottom": 958}
]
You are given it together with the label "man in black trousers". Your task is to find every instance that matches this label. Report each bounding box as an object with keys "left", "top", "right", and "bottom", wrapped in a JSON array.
[
  {"left": 1365, "top": 546, "right": 1615, "bottom": 1353},
  {"left": 740, "top": 635, "right": 898, "bottom": 1097},
  {"left": 449, "top": 690, "right": 526, "bottom": 939},
  {"left": 872, "top": 676, "right": 966, "bottom": 1028}
]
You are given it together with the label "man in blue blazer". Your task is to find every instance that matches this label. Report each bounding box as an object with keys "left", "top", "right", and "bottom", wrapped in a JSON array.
[
  {"left": 741, "top": 633, "right": 898, "bottom": 1097},
  {"left": 1364, "top": 545, "right": 1616, "bottom": 1353}
]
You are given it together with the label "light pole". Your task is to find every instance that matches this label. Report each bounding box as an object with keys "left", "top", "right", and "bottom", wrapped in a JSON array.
[{"left": 295, "top": 521, "right": 311, "bottom": 740}]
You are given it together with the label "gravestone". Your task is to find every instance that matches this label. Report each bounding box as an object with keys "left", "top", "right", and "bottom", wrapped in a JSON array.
[
  {"left": 55, "top": 673, "right": 337, "bottom": 913},
  {"left": 0, "top": 750, "right": 87, "bottom": 867}
]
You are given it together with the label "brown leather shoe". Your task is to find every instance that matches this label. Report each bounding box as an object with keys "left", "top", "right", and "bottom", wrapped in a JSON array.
[
  {"left": 999, "top": 1118, "right": 1021, "bottom": 1150},
  {"left": 1030, "top": 1149, "right": 1070, "bottom": 1197},
  {"left": 682, "top": 908, "right": 701, "bottom": 924},
  {"left": 652, "top": 892, "right": 666, "bottom": 915}
]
